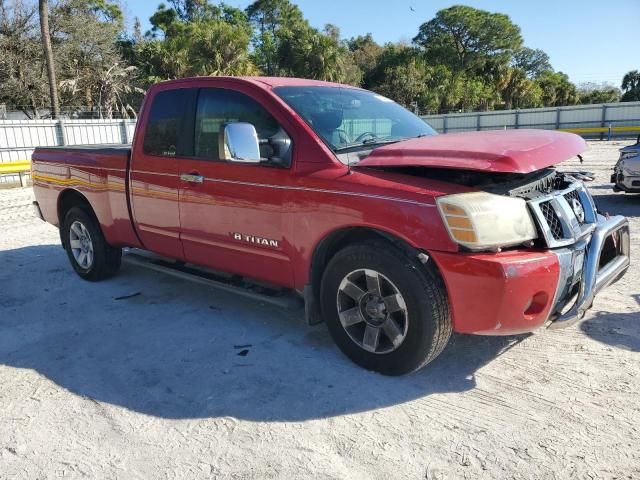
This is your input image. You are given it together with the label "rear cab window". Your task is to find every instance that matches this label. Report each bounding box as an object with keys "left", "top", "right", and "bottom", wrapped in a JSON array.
[{"left": 143, "top": 89, "right": 193, "bottom": 157}]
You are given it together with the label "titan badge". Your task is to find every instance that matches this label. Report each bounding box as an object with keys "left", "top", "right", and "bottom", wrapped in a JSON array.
[{"left": 232, "top": 232, "right": 279, "bottom": 248}]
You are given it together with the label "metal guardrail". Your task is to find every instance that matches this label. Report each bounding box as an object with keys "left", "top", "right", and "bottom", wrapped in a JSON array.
[
  {"left": 559, "top": 125, "right": 640, "bottom": 140},
  {"left": 0, "top": 160, "right": 31, "bottom": 187}
]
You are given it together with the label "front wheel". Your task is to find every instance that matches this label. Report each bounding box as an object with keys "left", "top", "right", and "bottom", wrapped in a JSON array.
[
  {"left": 320, "top": 242, "right": 451, "bottom": 375},
  {"left": 62, "top": 207, "right": 122, "bottom": 281}
]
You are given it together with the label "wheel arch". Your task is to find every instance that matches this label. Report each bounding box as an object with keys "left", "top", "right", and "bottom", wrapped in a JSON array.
[
  {"left": 58, "top": 189, "right": 95, "bottom": 223},
  {"left": 57, "top": 189, "right": 97, "bottom": 246},
  {"left": 305, "top": 226, "right": 430, "bottom": 324}
]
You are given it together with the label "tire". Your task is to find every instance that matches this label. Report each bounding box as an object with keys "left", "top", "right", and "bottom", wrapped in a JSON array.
[
  {"left": 320, "top": 241, "right": 451, "bottom": 376},
  {"left": 62, "top": 206, "right": 122, "bottom": 281}
]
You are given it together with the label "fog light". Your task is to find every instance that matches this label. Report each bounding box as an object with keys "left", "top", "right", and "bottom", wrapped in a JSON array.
[{"left": 524, "top": 292, "right": 549, "bottom": 316}]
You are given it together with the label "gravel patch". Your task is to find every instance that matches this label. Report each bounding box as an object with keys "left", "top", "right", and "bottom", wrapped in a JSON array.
[{"left": 0, "top": 140, "right": 638, "bottom": 479}]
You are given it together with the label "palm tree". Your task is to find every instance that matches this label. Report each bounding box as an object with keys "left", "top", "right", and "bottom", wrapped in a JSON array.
[
  {"left": 60, "top": 63, "right": 144, "bottom": 119},
  {"left": 97, "top": 63, "right": 144, "bottom": 119},
  {"left": 38, "top": 0, "right": 59, "bottom": 118},
  {"left": 621, "top": 70, "right": 640, "bottom": 101},
  {"left": 621, "top": 70, "right": 640, "bottom": 92}
]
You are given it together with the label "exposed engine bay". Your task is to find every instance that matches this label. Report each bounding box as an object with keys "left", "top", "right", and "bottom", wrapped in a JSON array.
[
  {"left": 366, "top": 164, "right": 604, "bottom": 252},
  {"left": 371, "top": 165, "right": 592, "bottom": 200}
]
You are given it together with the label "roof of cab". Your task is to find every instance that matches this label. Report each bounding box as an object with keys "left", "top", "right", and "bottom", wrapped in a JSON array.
[{"left": 152, "top": 76, "right": 356, "bottom": 90}]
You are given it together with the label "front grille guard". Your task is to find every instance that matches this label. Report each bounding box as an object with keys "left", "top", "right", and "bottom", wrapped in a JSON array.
[
  {"left": 548, "top": 215, "right": 630, "bottom": 329},
  {"left": 526, "top": 180, "right": 630, "bottom": 328}
]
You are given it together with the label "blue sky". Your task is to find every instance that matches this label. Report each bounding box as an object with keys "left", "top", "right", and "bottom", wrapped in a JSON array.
[{"left": 122, "top": 0, "right": 639, "bottom": 87}]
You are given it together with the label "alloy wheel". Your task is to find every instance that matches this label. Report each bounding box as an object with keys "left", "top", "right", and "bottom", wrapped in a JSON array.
[
  {"left": 69, "top": 220, "right": 94, "bottom": 269},
  {"left": 336, "top": 269, "right": 409, "bottom": 354}
]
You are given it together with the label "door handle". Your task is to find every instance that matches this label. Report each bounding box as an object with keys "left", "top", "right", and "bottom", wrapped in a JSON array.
[{"left": 180, "top": 173, "right": 204, "bottom": 184}]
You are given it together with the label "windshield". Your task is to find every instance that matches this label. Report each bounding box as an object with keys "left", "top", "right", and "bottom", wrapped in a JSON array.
[{"left": 274, "top": 86, "right": 437, "bottom": 153}]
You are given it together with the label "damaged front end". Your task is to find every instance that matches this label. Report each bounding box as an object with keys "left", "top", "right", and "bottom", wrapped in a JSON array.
[
  {"left": 389, "top": 165, "right": 630, "bottom": 333},
  {"left": 356, "top": 128, "right": 629, "bottom": 332},
  {"left": 507, "top": 169, "right": 630, "bottom": 328}
]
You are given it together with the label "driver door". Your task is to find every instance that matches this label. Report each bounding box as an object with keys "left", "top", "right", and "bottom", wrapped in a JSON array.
[{"left": 177, "top": 87, "right": 295, "bottom": 287}]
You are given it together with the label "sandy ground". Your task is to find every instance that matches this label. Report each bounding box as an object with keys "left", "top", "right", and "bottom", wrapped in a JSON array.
[{"left": 0, "top": 140, "right": 638, "bottom": 479}]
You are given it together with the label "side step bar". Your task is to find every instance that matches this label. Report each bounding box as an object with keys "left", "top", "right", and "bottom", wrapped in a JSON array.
[{"left": 123, "top": 250, "right": 304, "bottom": 310}]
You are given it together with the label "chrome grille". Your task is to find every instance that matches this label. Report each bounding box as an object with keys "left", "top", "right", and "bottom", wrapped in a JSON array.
[
  {"left": 564, "top": 189, "right": 580, "bottom": 204},
  {"left": 528, "top": 180, "right": 597, "bottom": 248},
  {"left": 563, "top": 189, "right": 585, "bottom": 225},
  {"left": 539, "top": 201, "right": 563, "bottom": 239}
]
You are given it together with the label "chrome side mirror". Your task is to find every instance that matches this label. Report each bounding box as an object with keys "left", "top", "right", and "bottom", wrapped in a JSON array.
[{"left": 218, "top": 122, "right": 261, "bottom": 163}]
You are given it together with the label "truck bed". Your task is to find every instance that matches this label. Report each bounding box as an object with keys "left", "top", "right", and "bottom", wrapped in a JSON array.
[
  {"left": 31, "top": 144, "right": 139, "bottom": 248},
  {"left": 34, "top": 144, "right": 131, "bottom": 157},
  {"left": 32, "top": 144, "right": 131, "bottom": 171}
]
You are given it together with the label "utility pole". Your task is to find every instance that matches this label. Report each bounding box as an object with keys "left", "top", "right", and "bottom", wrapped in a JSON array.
[{"left": 39, "top": 0, "right": 60, "bottom": 119}]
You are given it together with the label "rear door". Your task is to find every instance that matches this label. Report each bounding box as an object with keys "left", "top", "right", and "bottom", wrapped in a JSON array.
[
  {"left": 129, "top": 87, "right": 196, "bottom": 259},
  {"left": 177, "top": 86, "right": 295, "bottom": 287}
]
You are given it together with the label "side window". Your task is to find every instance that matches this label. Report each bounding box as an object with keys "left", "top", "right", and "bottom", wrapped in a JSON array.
[
  {"left": 143, "top": 89, "right": 190, "bottom": 157},
  {"left": 194, "top": 88, "right": 281, "bottom": 161}
]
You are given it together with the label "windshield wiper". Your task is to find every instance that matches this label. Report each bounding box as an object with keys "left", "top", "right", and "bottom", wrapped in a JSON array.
[{"left": 334, "top": 138, "right": 402, "bottom": 153}]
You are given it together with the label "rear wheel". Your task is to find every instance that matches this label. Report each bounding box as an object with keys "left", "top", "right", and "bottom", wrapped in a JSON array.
[
  {"left": 62, "top": 207, "right": 122, "bottom": 281},
  {"left": 320, "top": 242, "right": 451, "bottom": 375}
]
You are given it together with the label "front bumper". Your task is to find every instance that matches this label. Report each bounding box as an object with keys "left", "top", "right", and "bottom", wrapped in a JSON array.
[
  {"left": 612, "top": 171, "right": 640, "bottom": 192},
  {"left": 430, "top": 214, "right": 630, "bottom": 335}
]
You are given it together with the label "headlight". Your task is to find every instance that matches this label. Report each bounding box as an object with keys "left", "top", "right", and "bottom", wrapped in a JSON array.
[
  {"left": 620, "top": 151, "right": 638, "bottom": 161},
  {"left": 619, "top": 157, "right": 640, "bottom": 175},
  {"left": 437, "top": 192, "right": 537, "bottom": 250}
]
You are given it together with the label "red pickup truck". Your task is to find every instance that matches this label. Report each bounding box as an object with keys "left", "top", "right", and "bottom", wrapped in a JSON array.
[{"left": 31, "top": 77, "right": 630, "bottom": 375}]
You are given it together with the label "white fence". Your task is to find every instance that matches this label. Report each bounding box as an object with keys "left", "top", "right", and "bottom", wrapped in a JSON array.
[
  {"left": 0, "top": 119, "right": 136, "bottom": 184},
  {"left": 421, "top": 101, "right": 640, "bottom": 135},
  {"left": 2, "top": 102, "right": 640, "bottom": 185}
]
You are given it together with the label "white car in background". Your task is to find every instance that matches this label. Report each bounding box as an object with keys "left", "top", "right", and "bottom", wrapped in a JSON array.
[{"left": 612, "top": 135, "right": 640, "bottom": 193}]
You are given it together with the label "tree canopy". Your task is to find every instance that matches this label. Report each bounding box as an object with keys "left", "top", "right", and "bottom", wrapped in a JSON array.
[
  {"left": 0, "top": 0, "right": 635, "bottom": 118},
  {"left": 413, "top": 5, "right": 522, "bottom": 74},
  {"left": 621, "top": 70, "right": 640, "bottom": 102}
]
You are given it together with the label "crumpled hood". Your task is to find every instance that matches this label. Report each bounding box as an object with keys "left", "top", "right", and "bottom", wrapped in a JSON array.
[{"left": 356, "top": 129, "right": 586, "bottom": 174}]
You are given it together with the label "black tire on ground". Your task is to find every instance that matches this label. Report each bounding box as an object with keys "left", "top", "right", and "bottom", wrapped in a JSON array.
[
  {"left": 320, "top": 241, "right": 451, "bottom": 376},
  {"left": 62, "top": 206, "right": 122, "bottom": 281}
]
